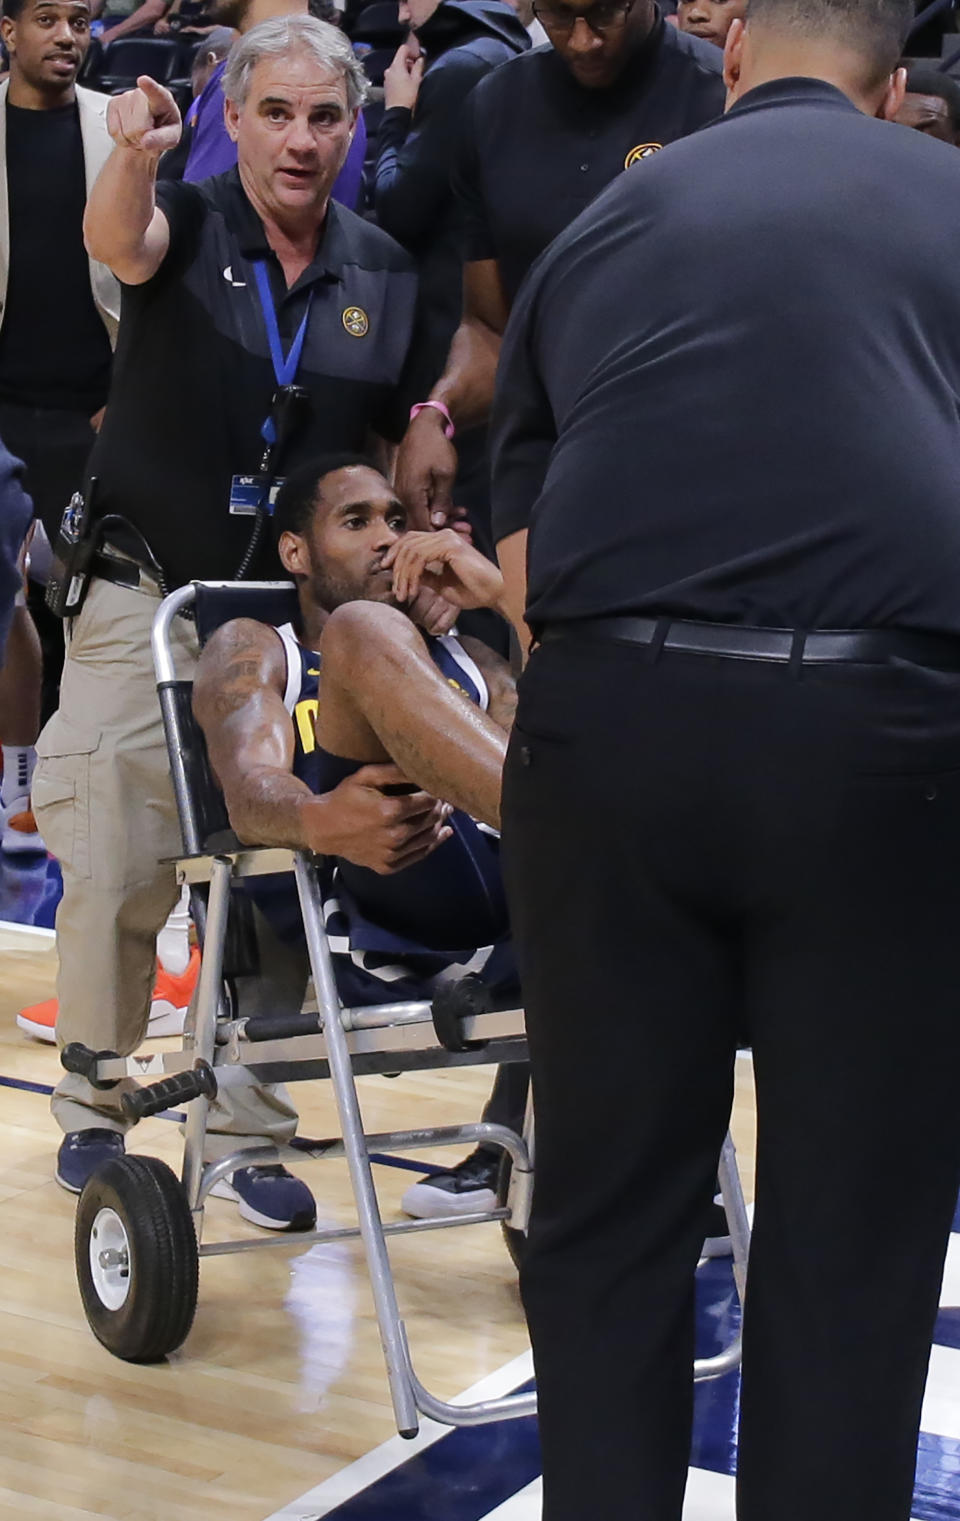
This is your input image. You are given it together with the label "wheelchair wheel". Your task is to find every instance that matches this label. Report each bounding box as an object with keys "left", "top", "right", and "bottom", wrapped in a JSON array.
[
  {"left": 496, "top": 1151, "right": 528, "bottom": 1271},
  {"left": 75, "top": 1154, "right": 198, "bottom": 1362}
]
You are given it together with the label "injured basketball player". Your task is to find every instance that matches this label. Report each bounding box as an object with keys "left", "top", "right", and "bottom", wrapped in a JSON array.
[{"left": 191, "top": 450, "right": 519, "bottom": 1009}]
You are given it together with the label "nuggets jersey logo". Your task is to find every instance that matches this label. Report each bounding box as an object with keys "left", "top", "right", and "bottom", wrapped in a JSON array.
[{"left": 624, "top": 142, "right": 663, "bottom": 168}]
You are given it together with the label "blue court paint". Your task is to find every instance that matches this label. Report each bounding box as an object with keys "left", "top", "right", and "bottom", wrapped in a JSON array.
[
  {"left": 368, "top": 1153, "right": 447, "bottom": 1177},
  {"left": 308, "top": 1384, "right": 540, "bottom": 1521},
  {"left": 689, "top": 1257, "right": 742, "bottom": 1479},
  {"left": 935, "top": 1309, "right": 960, "bottom": 1354},
  {"left": 913, "top": 1431, "right": 960, "bottom": 1520},
  {"left": 0, "top": 852, "right": 62, "bottom": 928},
  {"left": 0, "top": 1072, "right": 55, "bottom": 1098}
]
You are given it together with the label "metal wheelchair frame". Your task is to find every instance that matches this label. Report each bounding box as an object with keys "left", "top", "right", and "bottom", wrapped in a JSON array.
[{"left": 68, "top": 580, "right": 751, "bottom": 1437}]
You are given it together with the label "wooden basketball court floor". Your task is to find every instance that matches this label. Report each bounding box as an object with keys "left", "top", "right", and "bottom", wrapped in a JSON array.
[{"left": 2, "top": 913, "right": 960, "bottom": 1521}]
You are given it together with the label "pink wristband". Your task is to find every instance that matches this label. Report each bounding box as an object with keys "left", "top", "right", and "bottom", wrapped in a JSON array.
[{"left": 410, "top": 400, "right": 455, "bottom": 440}]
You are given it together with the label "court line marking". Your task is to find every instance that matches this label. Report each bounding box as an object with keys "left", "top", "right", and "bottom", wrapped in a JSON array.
[
  {"left": 260, "top": 1351, "right": 534, "bottom": 1520},
  {"left": 0, "top": 917, "right": 55, "bottom": 946}
]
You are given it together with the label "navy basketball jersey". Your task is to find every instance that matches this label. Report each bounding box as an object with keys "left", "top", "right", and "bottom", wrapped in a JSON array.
[{"left": 265, "top": 620, "right": 513, "bottom": 1004}]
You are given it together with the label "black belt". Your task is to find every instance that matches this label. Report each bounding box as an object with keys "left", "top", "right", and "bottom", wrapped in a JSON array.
[
  {"left": 539, "top": 616, "right": 960, "bottom": 670},
  {"left": 92, "top": 548, "right": 160, "bottom": 593}
]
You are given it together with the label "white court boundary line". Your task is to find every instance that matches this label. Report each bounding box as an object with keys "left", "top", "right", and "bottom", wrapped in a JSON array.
[
  {"left": 262, "top": 1350, "right": 535, "bottom": 1520},
  {"left": 0, "top": 918, "right": 55, "bottom": 947}
]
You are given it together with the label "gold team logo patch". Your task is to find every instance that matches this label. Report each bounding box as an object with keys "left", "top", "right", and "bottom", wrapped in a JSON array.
[
  {"left": 342, "top": 306, "right": 370, "bottom": 338},
  {"left": 624, "top": 142, "right": 663, "bottom": 168}
]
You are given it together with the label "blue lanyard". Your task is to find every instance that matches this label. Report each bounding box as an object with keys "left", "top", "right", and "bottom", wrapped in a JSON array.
[{"left": 253, "top": 260, "right": 314, "bottom": 446}]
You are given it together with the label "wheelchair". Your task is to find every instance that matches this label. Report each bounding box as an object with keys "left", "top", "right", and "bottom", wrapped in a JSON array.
[{"left": 66, "top": 580, "right": 752, "bottom": 1437}]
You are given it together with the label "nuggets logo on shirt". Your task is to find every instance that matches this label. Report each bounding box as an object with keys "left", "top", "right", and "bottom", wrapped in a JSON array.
[{"left": 624, "top": 142, "right": 663, "bottom": 168}]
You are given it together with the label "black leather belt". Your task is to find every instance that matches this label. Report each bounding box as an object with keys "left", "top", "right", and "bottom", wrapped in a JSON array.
[
  {"left": 539, "top": 616, "right": 960, "bottom": 670},
  {"left": 92, "top": 548, "right": 160, "bottom": 592}
]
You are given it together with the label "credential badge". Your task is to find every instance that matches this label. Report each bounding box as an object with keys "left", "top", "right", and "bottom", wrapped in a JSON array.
[{"left": 342, "top": 306, "right": 370, "bottom": 338}]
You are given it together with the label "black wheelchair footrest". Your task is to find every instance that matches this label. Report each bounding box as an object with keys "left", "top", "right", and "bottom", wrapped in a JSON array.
[
  {"left": 61, "top": 1042, "right": 123, "bottom": 1091},
  {"left": 120, "top": 1060, "right": 218, "bottom": 1123}
]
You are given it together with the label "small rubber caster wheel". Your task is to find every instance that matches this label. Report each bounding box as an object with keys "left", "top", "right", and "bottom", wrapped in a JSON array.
[{"left": 75, "top": 1154, "right": 198, "bottom": 1362}]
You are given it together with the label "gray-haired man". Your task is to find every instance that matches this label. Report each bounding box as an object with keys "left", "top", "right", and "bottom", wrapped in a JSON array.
[{"left": 35, "top": 15, "right": 439, "bottom": 1222}]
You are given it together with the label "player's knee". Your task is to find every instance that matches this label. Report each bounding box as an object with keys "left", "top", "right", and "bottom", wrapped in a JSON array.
[{"left": 321, "top": 600, "right": 417, "bottom": 675}]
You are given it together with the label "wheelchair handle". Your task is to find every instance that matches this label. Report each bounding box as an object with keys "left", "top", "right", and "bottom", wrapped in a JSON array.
[
  {"left": 61, "top": 1041, "right": 123, "bottom": 1091},
  {"left": 120, "top": 1060, "right": 218, "bottom": 1123}
]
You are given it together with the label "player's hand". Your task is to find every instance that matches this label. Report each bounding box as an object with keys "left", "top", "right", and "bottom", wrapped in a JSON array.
[
  {"left": 107, "top": 75, "right": 182, "bottom": 155},
  {"left": 394, "top": 408, "right": 459, "bottom": 530},
  {"left": 385, "top": 529, "right": 506, "bottom": 614},
  {"left": 404, "top": 584, "right": 459, "bottom": 636},
  {"left": 303, "top": 762, "right": 453, "bottom": 874},
  {"left": 383, "top": 41, "right": 425, "bottom": 111}
]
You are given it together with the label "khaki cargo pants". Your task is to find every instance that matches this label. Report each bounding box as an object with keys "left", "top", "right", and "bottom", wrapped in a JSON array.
[{"left": 33, "top": 574, "right": 298, "bottom": 1159}]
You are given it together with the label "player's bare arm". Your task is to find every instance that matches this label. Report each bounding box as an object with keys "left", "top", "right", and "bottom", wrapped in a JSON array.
[
  {"left": 193, "top": 619, "right": 453, "bottom": 874},
  {"left": 458, "top": 637, "right": 517, "bottom": 734}
]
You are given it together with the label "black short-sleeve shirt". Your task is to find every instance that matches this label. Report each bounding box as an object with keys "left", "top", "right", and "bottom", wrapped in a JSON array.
[
  {"left": 453, "top": 18, "right": 724, "bottom": 303},
  {"left": 490, "top": 79, "right": 960, "bottom": 637},
  {"left": 88, "top": 168, "right": 423, "bottom": 586}
]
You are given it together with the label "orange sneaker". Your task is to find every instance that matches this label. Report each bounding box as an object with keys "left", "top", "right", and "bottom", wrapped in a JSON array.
[
  {"left": 17, "top": 945, "right": 201, "bottom": 1043},
  {"left": 149, "top": 944, "right": 201, "bottom": 1036},
  {"left": 2, "top": 800, "right": 45, "bottom": 855}
]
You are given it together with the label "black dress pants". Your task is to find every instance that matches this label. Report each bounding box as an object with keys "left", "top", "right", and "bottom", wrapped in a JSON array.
[{"left": 501, "top": 634, "right": 960, "bottom": 1521}]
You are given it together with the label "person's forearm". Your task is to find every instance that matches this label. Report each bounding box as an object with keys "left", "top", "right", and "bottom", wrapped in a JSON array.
[
  {"left": 84, "top": 145, "right": 158, "bottom": 270},
  {"left": 102, "top": 0, "right": 164, "bottom": 37},
  {"left": 225, "top": 766, "right": 322, "bottom": 851},
  {"left": 428, "top": 314, "right": 501, "bottom": 431}
]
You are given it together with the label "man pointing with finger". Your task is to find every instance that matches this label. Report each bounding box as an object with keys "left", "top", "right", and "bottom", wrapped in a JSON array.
[{"left": 34, "top": 15, "right": 438, "bottom": 1227}]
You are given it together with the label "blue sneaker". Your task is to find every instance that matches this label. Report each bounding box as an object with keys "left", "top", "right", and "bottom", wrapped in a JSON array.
[
  {"left": 56, "top": 1129, "right": 125, "bottom": 1194},
  {"left": 210, "top": 1165, "right": 316, "bottom": 1232}
]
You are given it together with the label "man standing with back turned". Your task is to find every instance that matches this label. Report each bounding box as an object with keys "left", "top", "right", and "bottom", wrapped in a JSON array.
[{"left": 491, "top": 0, "right": 960, "bottom": 1516}]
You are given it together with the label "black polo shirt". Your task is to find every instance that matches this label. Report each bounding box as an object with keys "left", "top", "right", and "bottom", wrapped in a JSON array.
[
  {"left": 88, "top": 168, "right": 423, "bottom": 587},
  {"left": 490, "top": 78, "right": 960, "bottom": 636},
  {"left": 453, "top": 17, "right": 724, "bottom": 304}
]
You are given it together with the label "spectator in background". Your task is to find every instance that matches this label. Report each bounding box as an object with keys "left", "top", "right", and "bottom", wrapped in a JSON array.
[
  {"left": 94, "top": 0, "right": 167, "bottom": 43},
  {"left": 894, "top": 64, "right": 960, "bottom": 142},
  {"left": 374, "top": 0, "right": 528, "bottom": 384},
  {"left": 394, "top": 0, "right": 724, "bottom": 534},
  {"left": 677, "top": 0, "right": 745, "bottom": 48},
  {"left": 156, "top": 22, "right": 235, "bottom": 177},
  {"left": 155, "top": 0, "right": 219, "bottom": 34},
  {"left": 187, "top": 16, "right": 233, "bottom": 78},
  {"left": 0, "top": 0, "right": 119, "bottom": 851},
  {"left": 181, "top": 0, "right": 366, "bottom": 204}
]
